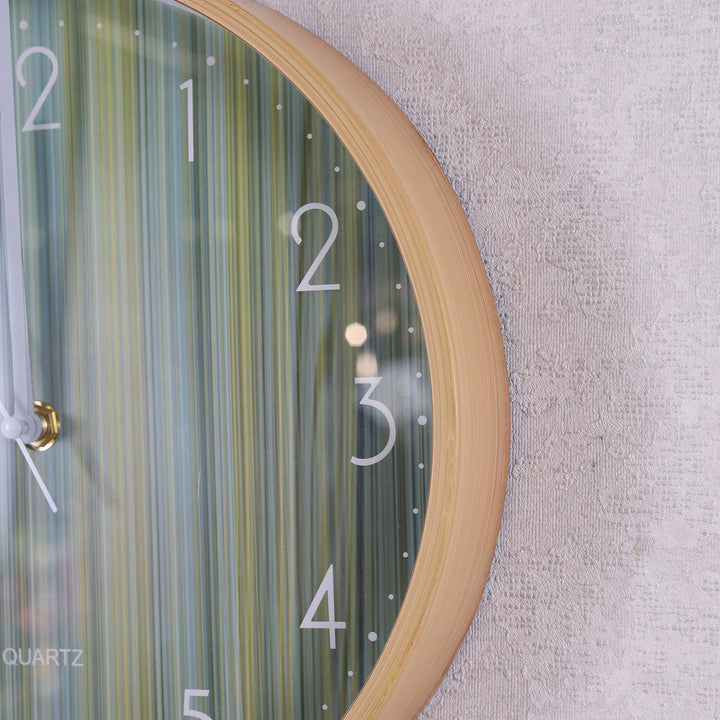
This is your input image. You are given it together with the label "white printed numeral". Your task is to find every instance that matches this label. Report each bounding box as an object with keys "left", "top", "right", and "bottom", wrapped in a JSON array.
[
  {"left": 16, "top": 46, "right": 61, "bottom": 132},
  {"left": 299, "top": 564, "right": 346, "bottom": 650},
  {"left": 180, "top": 78, "right": 194, "bottom": 162},
  {"left": 291, "top": 203, "right": 340, "bottom": 292},
  {"left": 351, "top": 377, "right": 397, "bottom": 466},
  {"left": 183, "top": 689, "right": 212, "bottom": 720}
]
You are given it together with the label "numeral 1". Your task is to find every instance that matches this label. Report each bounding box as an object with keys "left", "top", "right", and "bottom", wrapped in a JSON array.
[{"left": 180, "top": 78, "right": 194, "bottom": 162}]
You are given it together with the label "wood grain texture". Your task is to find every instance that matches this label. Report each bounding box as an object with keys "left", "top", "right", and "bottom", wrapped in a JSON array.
[{"left": 179, "top": 1, "right": 511, "bottom": 717}]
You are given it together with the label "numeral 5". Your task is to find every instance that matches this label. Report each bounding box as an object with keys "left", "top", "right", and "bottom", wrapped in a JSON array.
[{"left": 183, "top": 689, "right": 212, "bottom": 720}]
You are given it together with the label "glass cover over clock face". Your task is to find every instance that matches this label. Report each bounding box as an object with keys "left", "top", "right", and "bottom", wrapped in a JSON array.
[{"left": 0, "top": 0, "right": 432, "bottom": 718}]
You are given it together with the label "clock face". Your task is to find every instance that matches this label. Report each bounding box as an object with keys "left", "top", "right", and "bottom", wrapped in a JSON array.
[{"left": 0, "top": 1, "right": 432, "bottom": 718}]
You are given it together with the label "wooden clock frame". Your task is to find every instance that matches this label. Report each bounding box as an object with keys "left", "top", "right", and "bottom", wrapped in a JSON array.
[{"left": 178, "top": 1, "right": 511, "bottom": 717}]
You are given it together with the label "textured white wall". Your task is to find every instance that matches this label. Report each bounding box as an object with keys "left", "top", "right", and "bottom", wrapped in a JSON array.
[{"left": 255, "top": 1, "right": 720, "bottom": 717}]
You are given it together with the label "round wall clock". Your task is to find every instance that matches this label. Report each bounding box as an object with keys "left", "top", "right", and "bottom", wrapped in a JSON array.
[{"left": 0, "top": 0, "right": 509, "bottom": 718}]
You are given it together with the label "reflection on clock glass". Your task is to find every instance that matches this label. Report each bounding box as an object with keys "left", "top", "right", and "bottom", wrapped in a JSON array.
[{"left": 0, "top": 0, "right": 432, "bottom": 718}]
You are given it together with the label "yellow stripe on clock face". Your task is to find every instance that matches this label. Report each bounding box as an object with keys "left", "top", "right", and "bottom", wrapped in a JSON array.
[{"left": 0, "top": 1, "right": 432, "bottom": 718}]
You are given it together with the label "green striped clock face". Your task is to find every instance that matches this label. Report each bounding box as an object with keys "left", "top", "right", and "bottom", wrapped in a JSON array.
[{"left": 0, "top": 0, "right": 432, "bottom": 718}]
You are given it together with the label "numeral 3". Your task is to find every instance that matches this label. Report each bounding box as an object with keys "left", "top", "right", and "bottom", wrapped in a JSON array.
[{"left": 351, "top": 377, "right": 396, "bottom": 466}]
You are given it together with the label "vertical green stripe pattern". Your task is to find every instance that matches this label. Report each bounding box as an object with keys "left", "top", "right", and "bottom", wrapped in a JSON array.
[{"left": 0, "top": 1, "right": 432, "bottom": 718}]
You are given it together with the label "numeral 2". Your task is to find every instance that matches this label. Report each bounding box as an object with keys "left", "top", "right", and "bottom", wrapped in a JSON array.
[
  {"left": 16, "top": 46, "right": 61, "bottom": 132},
  {"left": 291, "top": 203, "right": 340, "bottom": 292}
]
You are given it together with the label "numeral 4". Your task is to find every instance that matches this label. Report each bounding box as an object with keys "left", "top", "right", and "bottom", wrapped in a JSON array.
[{"left": 299, "top": 564, "right": 346, "bottom": 649}]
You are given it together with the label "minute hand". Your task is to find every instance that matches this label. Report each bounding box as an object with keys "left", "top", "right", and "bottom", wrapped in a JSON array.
[{"left": 0, "top": 8, "right": 42, "bottom": 445}]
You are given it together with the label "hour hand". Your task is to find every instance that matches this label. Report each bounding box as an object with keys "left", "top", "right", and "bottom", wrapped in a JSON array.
[{"left": 0, "top": 0, "right": 58, "bottom": 451}]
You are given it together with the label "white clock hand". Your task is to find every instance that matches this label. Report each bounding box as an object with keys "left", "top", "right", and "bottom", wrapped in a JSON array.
[
  {"left": 0, "top": 0, "right": 46, "bottom": 446},
  {"left": 0, "top": 399, "right": 57, "bottom": 513}
]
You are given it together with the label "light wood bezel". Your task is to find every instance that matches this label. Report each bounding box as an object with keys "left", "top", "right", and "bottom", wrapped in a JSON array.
[{"left": 178, "top": 1, "right": 511, "bottom": 717}]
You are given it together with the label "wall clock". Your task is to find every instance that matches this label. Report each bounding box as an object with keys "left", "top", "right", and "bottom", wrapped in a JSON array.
[{"left": 0, "top": 0, "right": 509, "bottom": 718}]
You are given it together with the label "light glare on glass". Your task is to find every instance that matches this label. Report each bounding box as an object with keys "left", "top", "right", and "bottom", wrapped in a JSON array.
[
  {"left": 345, "top": 322, "right": 367, "bottom": 347},
  {"left": 356, "top": 352, "right": 378, "bottom": 377}
]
